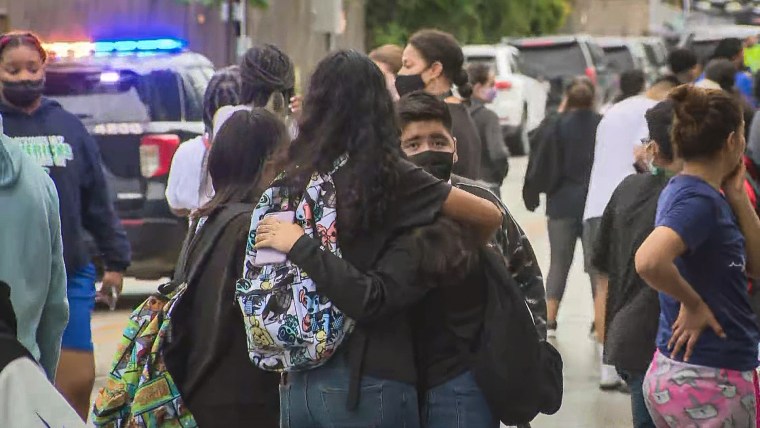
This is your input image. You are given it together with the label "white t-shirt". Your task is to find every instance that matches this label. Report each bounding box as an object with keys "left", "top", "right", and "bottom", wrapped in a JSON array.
[
  {"left": 583, "top": 95, "right": 657, "bottom": 221},
  {"left": 165, "top": 135, "right": 212, "bottom": 211}
]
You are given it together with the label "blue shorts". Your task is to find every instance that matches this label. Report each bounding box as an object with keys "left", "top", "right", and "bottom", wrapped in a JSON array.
[{"left": 61, "top": 263, "right": 97, "bottom": 352}]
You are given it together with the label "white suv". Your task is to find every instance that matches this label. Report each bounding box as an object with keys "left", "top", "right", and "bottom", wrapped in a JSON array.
[{"left": 463, "top": 44, "right": 548, "bottom": 155}]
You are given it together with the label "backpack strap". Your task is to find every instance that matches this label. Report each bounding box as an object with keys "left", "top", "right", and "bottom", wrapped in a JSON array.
[{"left": 160, "top": 203, "right": 251, "bottom": 295}]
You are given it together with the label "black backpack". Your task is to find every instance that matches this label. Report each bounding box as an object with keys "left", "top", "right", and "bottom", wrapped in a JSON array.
[{"left": 467, "top": 248, "right": 563, "bottom": 426}]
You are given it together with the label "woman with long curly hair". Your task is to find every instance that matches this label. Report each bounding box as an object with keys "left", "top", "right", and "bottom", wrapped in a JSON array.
[{"left": 253, "top": 50, "right": 501, "bottom": 427}]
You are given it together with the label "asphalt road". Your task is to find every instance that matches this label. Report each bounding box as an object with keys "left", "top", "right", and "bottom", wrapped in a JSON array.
[{"left": 89, "top": 156, "right": 632, "bottom": 427}]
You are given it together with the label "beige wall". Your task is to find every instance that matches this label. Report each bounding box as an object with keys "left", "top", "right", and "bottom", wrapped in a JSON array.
[
  {"left": 564, "top": 0, "right": 650, "bottom": 36},
  {"left": 4, "top": 0, "right": 365, "bottom": 75}
]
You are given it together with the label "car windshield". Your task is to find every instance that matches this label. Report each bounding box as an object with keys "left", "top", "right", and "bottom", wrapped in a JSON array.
[
  {"left": 45, "top": 69, "right": 182, "bottom": 124},
  {"left": 603, "top": 47, "right": 635, "bottom": 72},
  {"left": 517, "top": 43, "right": 586, "bottom": 79},
  {"left": 465, "top": 55, "right": 497, "bottom": 69}
]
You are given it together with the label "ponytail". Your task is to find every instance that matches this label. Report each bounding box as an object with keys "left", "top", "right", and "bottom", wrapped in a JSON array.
[{"left": 455, "top": 68, "right": 473, "bottom": 99}]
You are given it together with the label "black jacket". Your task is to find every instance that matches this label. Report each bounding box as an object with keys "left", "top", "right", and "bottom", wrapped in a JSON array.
[
  {"left": 592, "top": 173, "right": 666, "bottom": 372},
  {"left": 523, "top": 115, "right": 562, "bottom": 212},
  {"left": 164, "top": 209, "right": 280, "bottom": 428},
  {"left": 469, "top": 100, "right": 509, "bottom": 184},
  {"left": 449, "top": 103, "right": 483, "bottom": 181}
]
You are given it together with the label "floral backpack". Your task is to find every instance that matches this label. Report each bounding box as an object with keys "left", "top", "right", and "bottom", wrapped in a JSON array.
[
  {"left": 235, "top": 156, "right": 353, "bottom": 372},
  {"left": 92, "top": 204, "right": 251, "bottom": 427}
]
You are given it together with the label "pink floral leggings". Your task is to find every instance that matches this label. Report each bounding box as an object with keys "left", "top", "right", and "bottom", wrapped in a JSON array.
[{"left": 643, "top": 350, "right": 757, "bottom": 428}]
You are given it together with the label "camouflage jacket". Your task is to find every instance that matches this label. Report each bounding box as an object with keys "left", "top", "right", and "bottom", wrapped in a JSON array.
[{"left": 453, "top": 177, "right": 548, "bottom": 340}]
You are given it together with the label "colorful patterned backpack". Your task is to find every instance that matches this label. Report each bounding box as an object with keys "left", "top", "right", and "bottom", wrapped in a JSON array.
[
  {"left": 236, "top": 156, "right": 353, "bottom": 372},
  {"left": 92, "top": 204, "right": 251, "bottom": 427}
]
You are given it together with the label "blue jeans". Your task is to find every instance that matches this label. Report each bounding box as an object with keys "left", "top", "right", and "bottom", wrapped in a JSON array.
[
  {"left": 281, "top": 354, "right": 420, "bottom": 428},
  {"left": 422, "top": 371, "right": 499, "bottom": 428},
  {"left": 618, "top": 369, "right": 655, "bottom": 428}
]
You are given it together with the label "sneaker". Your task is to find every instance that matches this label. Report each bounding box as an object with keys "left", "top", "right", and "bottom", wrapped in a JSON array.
[
  {"left": 599, "top": 363, "right": 623, "bottom": 391},
  {"left": 547, "top": 320, "right": 557, "bottom": 339}
]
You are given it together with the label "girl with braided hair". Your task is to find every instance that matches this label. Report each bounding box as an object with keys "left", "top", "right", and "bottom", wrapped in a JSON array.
[{"left": 166, "top": 66, "right": 241, "bottom": 216}]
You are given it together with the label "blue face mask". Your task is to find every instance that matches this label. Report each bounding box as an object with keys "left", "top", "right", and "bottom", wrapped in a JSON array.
[{"left": 482, "top": 87, "right": 497, "bottom": 103}]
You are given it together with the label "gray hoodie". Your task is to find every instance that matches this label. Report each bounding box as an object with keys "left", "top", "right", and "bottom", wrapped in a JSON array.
[{"left": 0, "top": 116, "right": 67, "bottom": 380}]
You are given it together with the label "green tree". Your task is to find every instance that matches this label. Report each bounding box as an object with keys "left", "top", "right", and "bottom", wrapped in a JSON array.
[{"left": 366, "top": 0, "right": 570, "bottom": 48}]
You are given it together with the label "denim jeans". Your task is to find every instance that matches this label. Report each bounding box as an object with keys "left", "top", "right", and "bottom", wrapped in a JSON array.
[
  {"left": 280, "top": 354, "right": 420, "bottom": 428},
  {"left": 422, "top": 371, "right": 499, "bottom": 428},
  {"left": 617, "top": 369, "right": 655, "bottom": 428}
]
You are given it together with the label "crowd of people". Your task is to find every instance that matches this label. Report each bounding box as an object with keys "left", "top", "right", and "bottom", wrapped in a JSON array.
[
  {"left": 526, "top": 36, "right": 760, "bottom": 427},
  {"left": 4, "top": 23, "right": 760, "bottom": 428}
]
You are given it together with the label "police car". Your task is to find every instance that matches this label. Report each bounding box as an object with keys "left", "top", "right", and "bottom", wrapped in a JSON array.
[{"left": 43, "top": 38, "right": 214, "bottom": 280}]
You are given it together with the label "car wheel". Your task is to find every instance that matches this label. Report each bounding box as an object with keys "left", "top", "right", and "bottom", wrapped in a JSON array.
[{"left": 506, "top": 106, "right": 529, "bottom": 157}]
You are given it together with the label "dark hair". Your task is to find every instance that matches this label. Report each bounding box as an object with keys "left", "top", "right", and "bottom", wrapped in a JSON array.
[
  {"left": 615, "top": 70, "right": 646, "bottom": 103},
  {"left": 369, "top": 44, "right": 403, "bottom": 75},
  {"left": 412, "top": 218, "right": 479, "bottom": 286},
  {"left": 669, "top": 85, "right": 743, "bottom": 161},
  {"left": 704, "top": 58, "right": 736, "bottom": 92},
  {"left": 467, "top": 63, "right": 492, "bottom": 87},
  {"left": 713, "top": 38, "right": 743, "bottom": 61},
  {"left": 565, "top": 80, "right": 595, "bottom": 110},
  {"left": 409, "top": 29, "right": 471, "bottom": 98},
  {"left": 203, "top": 66, "right": 242, "bottom": 132},
  {"left": 645, "top": 100, "right": 675, "bottom": 162},
  {"left": 654, "top": 74, "right": 681, "bottom": 87},
  {"left": 240, "top": 44, "right": 295, "bottom": 109},
  {"left": 0, "top": 32, "right": 47, "bottom": 63},
  {"left": 278, "top": 50, "right": 401, "bottom": 238},
  {"left": 194, "top": 108, "right": 288, "bottom": 219},
  {"left": 668, "top": 48, "right": 698, "bottom": 75},
  {"left": 397, "top": 91, "right": 453, "bottom": 131}
]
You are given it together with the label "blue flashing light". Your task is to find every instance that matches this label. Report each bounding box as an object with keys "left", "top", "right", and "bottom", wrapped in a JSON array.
[{"left": 94, "top": 38, "right": 185, "bottom": 54}]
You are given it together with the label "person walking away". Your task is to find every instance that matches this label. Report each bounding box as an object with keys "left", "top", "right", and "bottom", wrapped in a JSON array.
[
  {"left": 163, "top": 109, "right": 286, "bottom": 427},
  {"left": 524, "top": 81, "right": 600, "bottom": 341},
  {"left": 248, "top": 50, "right": 502, "bottom": 428},
  {"left": 467, "top": 63, "right": 509, "bottom": 196},
  {"left": 667, "top": 48, "right": 701, "bottom": 85},
  {"left": 0, "top": 32, "right": 131, "bottom": 420},
  {"left": 592, "top": 100, "right": 681, "bottom": 428},
  {"left": 636, "top": 85, "right": 760, "bottom": 426},
  {"left": 710, "top": 37, "right": 755, "bottom": 107},
  {"left": 397, "top": 29, "right": 483, "bottom": 180},
  {"left": 370, "top": 44, "right": 403, "bottom": 101},
  {"left": 614, "top": 70, "right": 646, "bottom": 104},
  {"left": 0, "top": 117, "right": 66, "bottom": 381},
  {"left": 165, "top": 66, "right": 241, "bottom": 217},
  {"left": 582, "top": 76, "right": 678, "bottom": 390},
  {"left": 0, "top": 281, "right": 84, "bottom": 428}
]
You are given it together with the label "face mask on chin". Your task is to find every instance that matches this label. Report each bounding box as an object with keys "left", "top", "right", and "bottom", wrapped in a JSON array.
[
  {"left": 1, "top": 79, "right": 44, "bottom": 109},
  {"left": 408, "top": 150, "right": 455, "bottom": 181}
]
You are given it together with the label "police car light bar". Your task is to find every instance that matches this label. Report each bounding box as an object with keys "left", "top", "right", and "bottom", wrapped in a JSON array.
[
  {"left": 94, "top": 38, "right": 185, "bottom": 54},
  {"left": 100, "top": 71, "right": 120, "bottom": 83},
  {"left": 43, "top": 38, "right": 186, "bottom": 58}
]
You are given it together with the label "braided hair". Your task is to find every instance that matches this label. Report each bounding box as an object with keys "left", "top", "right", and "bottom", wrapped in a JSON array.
[
  {"left": 240, "top": 44, "right": 295, "bottom": 112},
  {"left": 202, "top": 65, "right": 242, "bottom": 133},
  {"left": 0, "top": 32, "right": 47, "bottom": 63}
]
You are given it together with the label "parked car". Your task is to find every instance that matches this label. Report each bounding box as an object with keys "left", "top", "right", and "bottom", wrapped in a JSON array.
[
  {"left": 43, "top": 39, "right": 214, "bottom": 280},
  {"left": 509, "top": 35, "right": 615, "bottom": 115},
  {"left": 638, "top": 36, "right": 670, "bottom": 77},
  {"left": 679, "top": 24, "right": 760, "bottom": 63},
  {"left": 462, "top": 44, "right": 548, "bottom": 156},
  {"left": 596, "top": 37, "right": 654, "bottom": 84}
]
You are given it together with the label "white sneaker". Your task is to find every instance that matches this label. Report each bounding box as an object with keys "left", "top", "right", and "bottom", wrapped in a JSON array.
[
  {"left": 599, "top": 363, "right": 623, "bottom": 391},
  {"left": 547, "top": 321, "right": 557, "bottom": 339}
]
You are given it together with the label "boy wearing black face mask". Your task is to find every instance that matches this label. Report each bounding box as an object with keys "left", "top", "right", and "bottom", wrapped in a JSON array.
[{"left": 398, "top": 92, "right": 547, "bottom": 428}]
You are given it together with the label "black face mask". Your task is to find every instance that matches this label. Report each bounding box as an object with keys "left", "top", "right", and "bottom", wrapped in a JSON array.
[
  {"left": 2, "top": 79, "right": 44, "bottom": 108},
  {"left": 395, "top": 74, "right": 426, "bottom": 97},
  {"left": 409, "top": 150, "right": 455, "bottom": 181}
]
